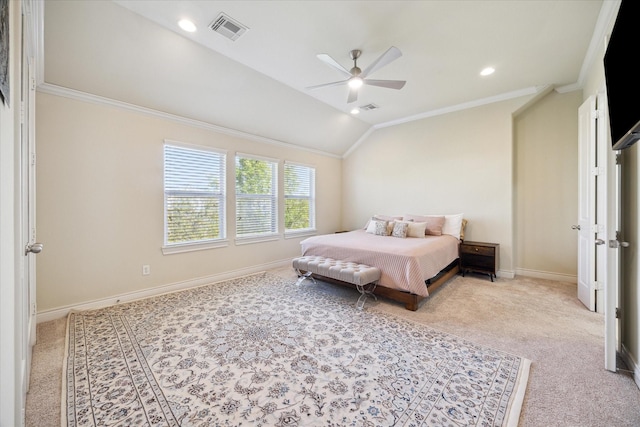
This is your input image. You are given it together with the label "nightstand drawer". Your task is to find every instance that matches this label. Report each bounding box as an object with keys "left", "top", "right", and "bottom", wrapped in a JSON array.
[{"left": 460, "top": 245, "right": 494, "bottom": 257}]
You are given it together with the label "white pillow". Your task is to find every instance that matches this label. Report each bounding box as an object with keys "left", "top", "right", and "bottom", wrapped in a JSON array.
[
  {"left": 438, "top": 213, "right": 464, "bottom": 239},
  {"left": 365, "top": 219, "right": 380, "bottom": 234}
]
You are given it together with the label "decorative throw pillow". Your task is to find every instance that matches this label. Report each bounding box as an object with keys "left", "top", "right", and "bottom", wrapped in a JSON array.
[
  {"left": 374, "top": 220, "right": 390, "bottom": 236},
  {"left": 460, "top": 218, "right": 468, "bottom": 241},
  {"left": 391, "top": 221, "right": 409, "bottom": 238},
  {"left": 386, "top": 221, "right": 396, "bottom": 235},
  {"left": 405, "top": 214, "right": 445, "bottom": 235},
  {"left": 364, "top": 214, "right": 403, "bottom": 230},
  {"left": 406, "top": 221, "right": 427, "bottom": 238}
]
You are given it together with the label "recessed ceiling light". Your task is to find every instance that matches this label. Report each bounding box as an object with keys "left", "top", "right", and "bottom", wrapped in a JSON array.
[
  {"left": 480, "top": 67, "right": 495, "bottom": 76},
  {"left": 178, "top": 19, "right": 197, "bottom": 33},
  {"left": 350, "top": 108, "right": 360, "bottom": 115}
]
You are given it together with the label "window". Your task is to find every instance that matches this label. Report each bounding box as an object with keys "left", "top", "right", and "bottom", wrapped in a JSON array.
[
  {"left": 285, "top": 162, "right": 315, "bottom": 233},
  {"left": 164, "top": 143, "right": 226, "bottom": 249},
  {"left": 235, "top": 154, "right": 277, "bottom": 239}
]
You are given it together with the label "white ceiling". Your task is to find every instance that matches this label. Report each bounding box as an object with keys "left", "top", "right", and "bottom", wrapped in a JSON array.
[{"left": 42, "top": 1, "right": 612, "bottom": 156}]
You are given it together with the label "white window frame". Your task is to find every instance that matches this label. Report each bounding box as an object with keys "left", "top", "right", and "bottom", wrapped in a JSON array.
[
  {"left": 162, "top": 141, "right": 228, "bottom": 255},
  {"left": 235, "top": 153, "right": 279, "bottom": 244},
  {"left": 284, "top": 161, "right": 316, "bottom": 238}
]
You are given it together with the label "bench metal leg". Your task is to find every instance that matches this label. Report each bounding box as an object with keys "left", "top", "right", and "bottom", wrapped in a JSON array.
[
  {"left": 355, "top": 281, "right": 378, "bottom": 310},
  {"left": 294, "top": 269, "right": 316, "bottom": 286}
]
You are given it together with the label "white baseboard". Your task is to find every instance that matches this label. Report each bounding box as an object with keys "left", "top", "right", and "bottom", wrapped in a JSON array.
[
  {"left": 36, "top": 258, "right": 292, "bottom": 323},
  {"left": 620, "top": 344, "right": 640, "bottom": 390},
  {"left": 514, "top": 267, "right": 577, "bottom": 283},
  {"left": 497, "top": 269, "right": 515, "bottom": 279}
]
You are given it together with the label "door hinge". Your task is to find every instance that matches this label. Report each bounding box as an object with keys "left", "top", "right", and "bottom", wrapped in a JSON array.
[
  {"left": 616, "top": 154, "right": 622, "bottom": 165},
  {"left": 616, "top": 307, "right": 621, "bottom": 319},
  {"left": 31, "top": 302, "right": 37, "bottom": 316},
  {"left": 593, "top": 281, "right": 604, "bottom": 291},
  {"left": 591, "top": 166, "right": 603, "bottom": 176},
  {"left": 31, "top": 152, "right": 36, "bottom": 166}
]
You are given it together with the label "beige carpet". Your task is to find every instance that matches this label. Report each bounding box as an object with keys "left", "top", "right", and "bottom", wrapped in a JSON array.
[{"left": 27, "top": 267, "right": 640, "bottom": 426}]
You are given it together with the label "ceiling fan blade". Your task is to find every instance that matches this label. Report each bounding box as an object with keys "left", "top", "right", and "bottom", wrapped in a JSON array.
[
  {"left": 361, "top": 46, "right": 402, "bottom": 78},
  {"left": 347, "top": 86, "right": 358, "bottom": 104},
  {"left": 316, "top": 53, "right": 353, "bottom": 78},
  {"left": 306, "top": 79, "right": 349, "bottom": 90},
  {"left": 363, "top": 79, "right": 406, "bottom": 90}
]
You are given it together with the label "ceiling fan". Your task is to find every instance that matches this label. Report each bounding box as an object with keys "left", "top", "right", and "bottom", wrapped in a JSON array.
[{"left": 306, "top": 46, "right": 406, "bottom": 104}]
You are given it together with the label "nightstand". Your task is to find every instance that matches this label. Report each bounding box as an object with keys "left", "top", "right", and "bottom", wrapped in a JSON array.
[{"left": 459, "top": 241, "right": 499, "bottom": 281}]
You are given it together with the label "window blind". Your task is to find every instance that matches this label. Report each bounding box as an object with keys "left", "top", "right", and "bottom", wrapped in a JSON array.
[
  {"left": 164, "top": 144, "right": 226, "bottom": 245},
  {"left": 235, "top": 155, "right": 277, "bottom": 237},
  {"left": 285, "top": 162, "right": 315, "bottom": 232}
]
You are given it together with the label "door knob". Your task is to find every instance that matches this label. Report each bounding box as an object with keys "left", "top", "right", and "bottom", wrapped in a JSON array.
[
  {"left": 595, "top": 239, "right": 605, "bottom": 245},
  {"left": 571, "top": 225, "right": 581, "bottom": 230},
  {"left": 609, "top": 240, "right": 630, "bottom": 249},
  {"left": 25, "top": 242, "right": 43, "bottom": 255}
]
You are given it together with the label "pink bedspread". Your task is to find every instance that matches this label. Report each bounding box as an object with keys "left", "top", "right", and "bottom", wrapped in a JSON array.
[{"left": 299, "top": 229, "right": 459, "bottom": 296}]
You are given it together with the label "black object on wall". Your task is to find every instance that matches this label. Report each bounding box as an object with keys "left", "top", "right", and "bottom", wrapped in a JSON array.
[{"left": 604, "top": 0, "right": 640, "bottom": 150}]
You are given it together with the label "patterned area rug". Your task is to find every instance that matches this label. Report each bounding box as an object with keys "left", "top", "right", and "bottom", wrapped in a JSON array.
[{"left": 63, "top": 272, "right": 530, "bottom": 426}]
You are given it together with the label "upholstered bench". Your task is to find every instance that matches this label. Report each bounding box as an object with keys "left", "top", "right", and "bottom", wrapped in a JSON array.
[{"left": 292, "top": 255, "right": 381, "bottom": 310}]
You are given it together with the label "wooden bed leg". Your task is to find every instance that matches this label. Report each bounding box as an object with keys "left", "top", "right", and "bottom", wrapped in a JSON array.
[{"left": 405, "top": 299, "right": 419, "bottom": 311}]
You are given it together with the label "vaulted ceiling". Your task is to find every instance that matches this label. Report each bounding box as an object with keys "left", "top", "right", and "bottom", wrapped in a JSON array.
[{"left": 42, "top": 1, "right": 613, "bottom": 156}]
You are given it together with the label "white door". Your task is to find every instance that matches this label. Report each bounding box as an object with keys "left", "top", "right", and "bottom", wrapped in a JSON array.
[
  {"left": 602, "top": 90, "right": 621, "bottom": 373},
  {"left": 19, "top": 8, "right": 40, "bottom": 395},
  {"left": 577, "top": 96, "right": 597, "bottom": 311}
]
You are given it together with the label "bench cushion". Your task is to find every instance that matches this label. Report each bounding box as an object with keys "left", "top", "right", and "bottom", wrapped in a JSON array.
[{"left": 293, "top": 256, "right": 381, "bottom": 286}]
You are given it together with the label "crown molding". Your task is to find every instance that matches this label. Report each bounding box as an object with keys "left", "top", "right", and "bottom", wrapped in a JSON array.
[
  {"left": 376, "top": 86, "right": 543, "bottom": 130},
  {"left": 36, "top": 83, "right": 342, "bottom": 159}
]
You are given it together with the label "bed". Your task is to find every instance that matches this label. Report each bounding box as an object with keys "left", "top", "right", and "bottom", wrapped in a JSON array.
[{"left": 299, "top": 214, "right": 465, "bottom": 311}]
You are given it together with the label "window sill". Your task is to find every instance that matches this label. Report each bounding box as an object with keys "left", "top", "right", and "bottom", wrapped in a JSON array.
[
  {"left": 235, "top": 233, "right": 280, "bottom": 246},
  {"left": 284, "top": 229, "right": 317, "bottom": 239},
  {"left": 162, "top": 239, "right": 229, "bottom": 255}
]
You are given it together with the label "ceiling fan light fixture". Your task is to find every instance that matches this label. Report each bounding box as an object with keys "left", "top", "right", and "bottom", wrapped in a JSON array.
[
  {"left": 308, "top": 46, "right": 405, "bottom": 104},
  {"left": 348, "top": 76, "right": 363, "bottom": 89}
]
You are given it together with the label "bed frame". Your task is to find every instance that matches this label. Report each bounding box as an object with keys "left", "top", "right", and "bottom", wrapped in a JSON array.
[{"left": 308, "top": 259, "right": 459, "bottom": 311}]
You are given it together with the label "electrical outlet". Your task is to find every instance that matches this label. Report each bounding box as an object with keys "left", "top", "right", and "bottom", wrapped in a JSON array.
[{"left": 142, "top": 265, "right": 150, "bottom": 276}]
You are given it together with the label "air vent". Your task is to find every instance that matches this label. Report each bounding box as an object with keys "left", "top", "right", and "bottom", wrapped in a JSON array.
[
  {"left": 360, "top": 103, "right": 380, "bottom": 111},
  {"left": 209, "top": 13, "right": 248, "bottom": 41}
]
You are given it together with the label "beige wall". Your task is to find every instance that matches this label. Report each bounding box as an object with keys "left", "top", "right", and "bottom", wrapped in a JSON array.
[
  {"left": 342, "top": 92, "right": 582, "bottom": 280},
  {"left": 514, "top": 90, "right": 582, "bottom": 278},
  {"left": 36, "top": 92, "right": 342, "bottom": 313},
  {"left": 342, "top": 98, "right": 529, "bottom": 275}
]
